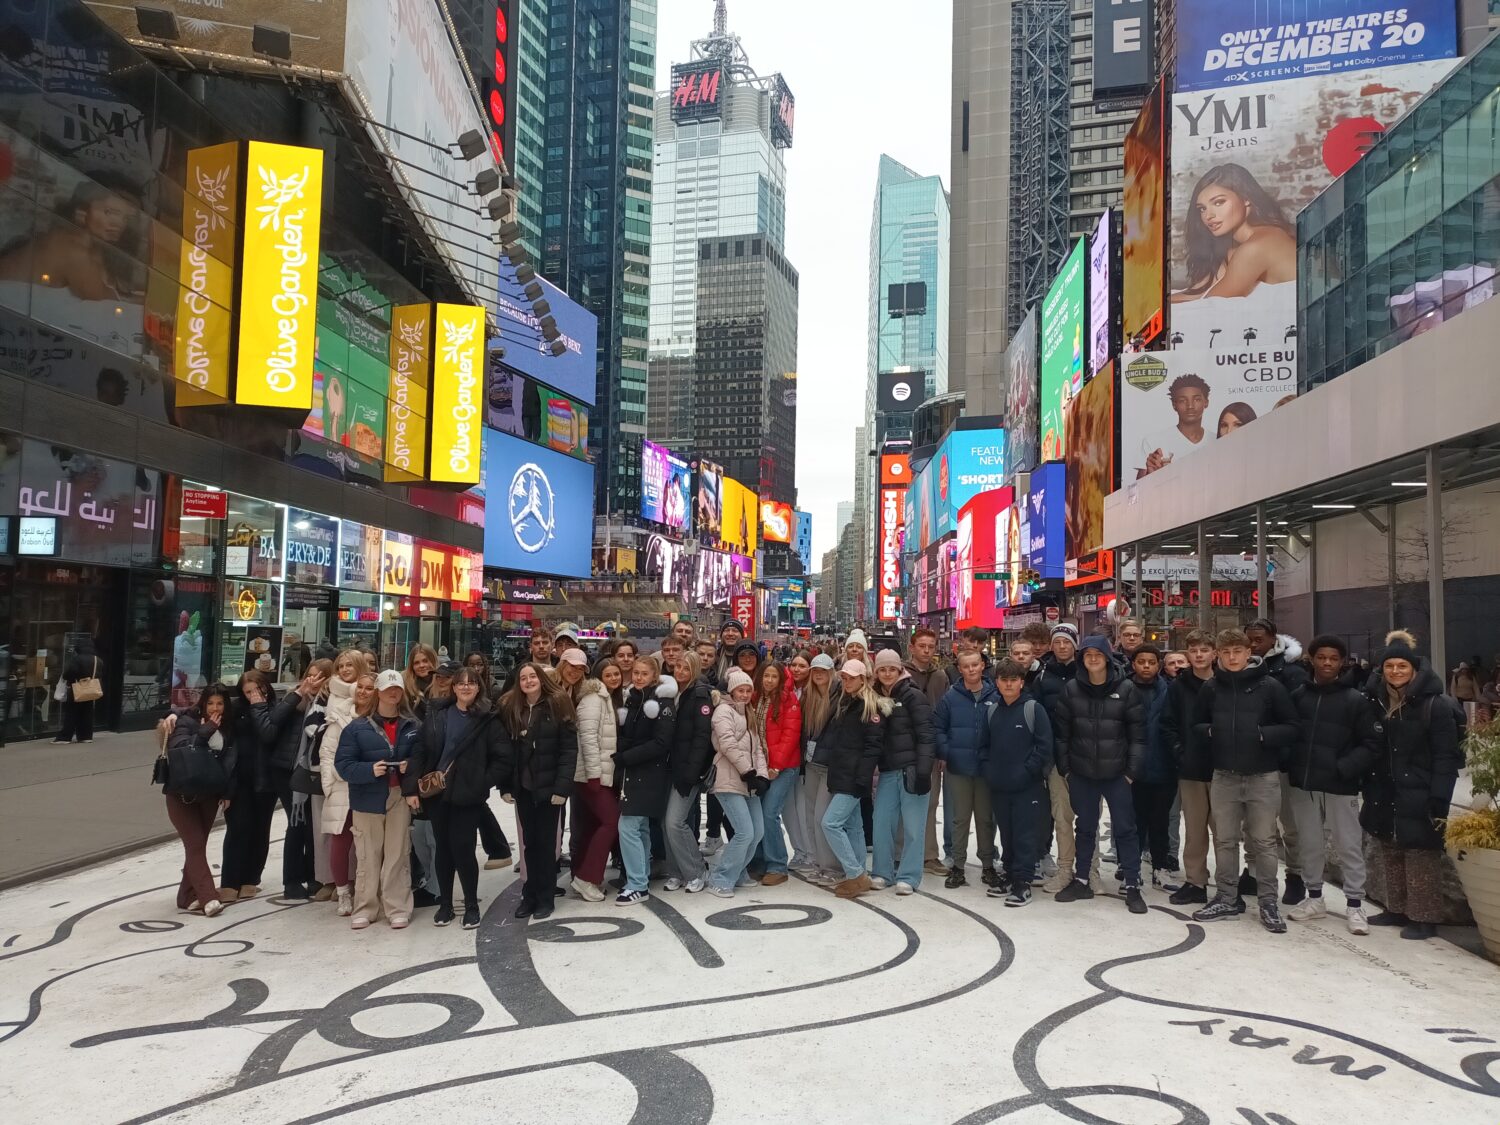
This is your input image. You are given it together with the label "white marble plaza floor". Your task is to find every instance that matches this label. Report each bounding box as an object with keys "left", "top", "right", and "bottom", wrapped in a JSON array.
[{"left": 2, "top": 821, "right": 1499, "bottom": 1124}]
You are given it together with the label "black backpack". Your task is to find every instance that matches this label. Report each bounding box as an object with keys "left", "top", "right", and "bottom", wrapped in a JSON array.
[{"left": 162, "top": 721, "right": 231, "bottom": 799}]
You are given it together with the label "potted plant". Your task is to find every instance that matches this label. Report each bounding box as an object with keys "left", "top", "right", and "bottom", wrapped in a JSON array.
[{"left": 1446, "top": 717, "right": 1500, "bottom": 962}]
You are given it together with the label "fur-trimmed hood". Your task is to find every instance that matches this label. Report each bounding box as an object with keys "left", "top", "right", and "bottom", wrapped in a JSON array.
[{"left": 1266, "top": 634, "right": 1303, "bottom": 664}]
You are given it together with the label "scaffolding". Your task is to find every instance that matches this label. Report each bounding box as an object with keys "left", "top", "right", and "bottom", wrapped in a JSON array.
[{"left": 1006, "top": 0, "right": 1072, "bottom": 342}]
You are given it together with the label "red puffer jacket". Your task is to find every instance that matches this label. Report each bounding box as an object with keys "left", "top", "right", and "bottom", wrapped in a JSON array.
[{"left": 760, "top": 689, "right": 803, "bottom": 771}]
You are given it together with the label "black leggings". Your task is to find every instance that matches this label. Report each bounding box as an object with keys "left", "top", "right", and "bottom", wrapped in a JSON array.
[
  {"left": 479, "top": 803, "right": 511, "bottom": 858},
  {"left": 516, "top": 789, "right": 561, "bottom": 908},
  {"left": 429, "top": 800, "right": 483, "bottom": 910},
  {"left": 1132, "top": 780, "right": 1177, "bottom": 870},
  {"left": 220, "top": 777, "right": 277, "bottom": 890}
]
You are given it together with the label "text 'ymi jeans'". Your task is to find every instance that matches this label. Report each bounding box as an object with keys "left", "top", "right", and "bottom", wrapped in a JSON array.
[
  {"left": 663, "top": 784, "right": 707, "bottom": 882},
  {"left": 991, "top": 780, "right": 1046, "bottom": 887},
  {"left": 761, "top": 768, "right": 801, "bottom": 875},
  {"left": 872, "top": 771, "right": 928, "bottom": 888},
  {"left": 1068, "top": 774, "right": 1141, "bottom": 888},
  {"left": 821, "top": 792, "right": 868, "bottom": 879},
  {"left": 710, "top": 792, "right": 765, "bottom": 890},
  {"left": 1286, "top": 787, "right": 1367, "bottom": 900},
  {"left": 618, "top": 813, "right": 653, "bottom": 894},
  {"left": 1211, "top": 769, "right": 1282, "bottom": 903}
]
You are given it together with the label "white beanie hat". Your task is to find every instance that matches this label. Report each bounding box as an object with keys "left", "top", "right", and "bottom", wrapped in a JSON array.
[
  {"left": 873, "top": 648, "right": 904, "bottom": 670},
  {"left": 726, "top": 668, "right": 754, "bottom": 694},
  {"left": 845, "top": 629, "right": 869, "bottom": 650}
]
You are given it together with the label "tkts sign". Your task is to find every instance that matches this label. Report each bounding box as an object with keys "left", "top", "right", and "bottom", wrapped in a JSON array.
[{"left": 878, "top": 486, "right": 905, "bottom": 621}]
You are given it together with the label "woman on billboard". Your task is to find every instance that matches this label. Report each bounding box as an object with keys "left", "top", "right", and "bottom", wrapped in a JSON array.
[{"left": 1171, "top": 164, "right": 1296, "bottom": 303}]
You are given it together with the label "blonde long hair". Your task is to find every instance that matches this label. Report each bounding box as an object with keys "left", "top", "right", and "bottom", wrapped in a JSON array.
[{"left": 801, "top": 673, "right": 832, "bottom": 738}]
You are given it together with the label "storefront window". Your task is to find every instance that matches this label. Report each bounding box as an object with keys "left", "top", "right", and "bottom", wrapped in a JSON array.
[
  {"left": 219, "top": 579, "right": 283, "bottom": 685},
  {"left": 224, "top": 495, "right": 283, "bottom": 582}
]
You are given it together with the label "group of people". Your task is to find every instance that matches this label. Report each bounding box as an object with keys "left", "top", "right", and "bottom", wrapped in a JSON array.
[{"left": 153, "top": 612, "right": 1462, "bottom": 943}]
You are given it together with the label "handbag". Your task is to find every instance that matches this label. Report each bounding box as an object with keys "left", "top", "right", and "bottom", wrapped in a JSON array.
[
  {"left": 151, "top": 725, "right": 170, "bottom": 787},
  {"left": 72, "top": 658, "right": 103, "bottom": 703},
  {"left": 53, "top": 679, "right": 67, "bottom": 702},
  {"left": 164, "top": 722, "right": 230, "bottom": 798},
  {"left": 417, "top": 711, "right": 485, "bottom": 799}
]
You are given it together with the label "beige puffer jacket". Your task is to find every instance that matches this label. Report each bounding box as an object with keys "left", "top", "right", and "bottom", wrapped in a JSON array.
[
  {"left": 573, "top": 678, "right": 619, "bottom": 787},
  {"left": 317, "top": 675, "right": 361, "bottom": 834},
  {"left": 710, "top": 698, "right": 768, "bottom": 796}
]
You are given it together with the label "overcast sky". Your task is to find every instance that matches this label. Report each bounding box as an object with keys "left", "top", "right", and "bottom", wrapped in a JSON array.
[{"left": 652, "top": 0, "right": 953, "bottom": 564}]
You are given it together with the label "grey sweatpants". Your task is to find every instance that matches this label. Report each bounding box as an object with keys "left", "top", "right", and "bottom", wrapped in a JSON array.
[
  {"left": 800, "top": 763, "right": 842, "bottom": 875},
  {"left": 1286, "top": 787, "right": 1366, "bottom": 900},
  {"left": 1211, "top": 770, "right": 1281, "bottom": 903}
]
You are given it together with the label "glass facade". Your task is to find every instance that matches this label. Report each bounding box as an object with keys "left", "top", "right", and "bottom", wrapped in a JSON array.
[
  {"left": 1299, "top": 38, "right": 1500, "bottom": 391},
  {"left": 539, "top": 0, "right": 656, "bottom": 516}
]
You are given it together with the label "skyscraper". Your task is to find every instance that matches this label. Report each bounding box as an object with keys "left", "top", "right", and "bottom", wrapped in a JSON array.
[
  {"left": 646, "top": 1, "right": 797, "bottom": 503},
  {"left": 1067, "top": 0, "right": 1145, "bottom": 237},
  {"left": 538, "top": 0, "right": 657, "bottom": 516}
]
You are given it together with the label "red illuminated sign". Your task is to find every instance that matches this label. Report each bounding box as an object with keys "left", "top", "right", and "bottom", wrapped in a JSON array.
[
  {"left": 488, "top": 4, "right": 518, "bottom": 167},
  {"left": 732, "top": 594, "right": 756, "bottom": 636},
  {"left": 181, "top": 488, "right": 227, "bottom": 520},
  {"left": 877, "top": 486, "right": 906, "bottom": 621},
  {"left": 671, "top": 62, "right": 726, "bottom": 122},
  {"left": 880, "top": 453, "right": 910, "bottom": 487},
  {"left": 956, "top": 487, "right": 1012, "bottom": 630}
]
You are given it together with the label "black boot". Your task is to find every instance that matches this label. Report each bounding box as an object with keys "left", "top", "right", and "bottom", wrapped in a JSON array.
[
  {"left": 1169, "top": 883, "right": 1208, "bottom": 905},
  {"left": 1281, "top": 873, "right": 1306, "bottom": 906}
]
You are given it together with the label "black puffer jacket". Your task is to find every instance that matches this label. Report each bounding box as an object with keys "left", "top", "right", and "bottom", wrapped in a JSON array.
[
  {"left": 819, "top": 693, "right": 885, "bottom": 797},
  {"left": 1037, "top": 656, "right": 1077, "bottom": 726},
  {"left": 669, "top": 679, "right": 717, "bottom": 792},
  {"left": 502, "top": 696, "right": 578, "bottom": 802},
  {"left": 615, "top": 680, "right": 677, "bottom": 819},
  {"left": 163, "top": 709, "right": 237, "bottom": 798},
  {"left": 252, "top": 690, "right": 312, "bottom": 774},
  {"left": 1191, "top": 659, "right": 1299, "bottom": 775},
  {"left": 877, "top": 674, "right": 936, "bottom": 777},
  {"left": 1023, "top": 663, "right": 1064, "bottom": 727},
  {"left": 1288, "top": 678, "right": 1382, "bottom": 796},
  {"left": 1361, "top": 668, "right": 1461, "bottom": 850},
  {"left": 1054, "top": 671, "right": 1145, "bottom": 781},
  {"left": 1260, "top": 634, "right": 1310, "bottom": 693},
  {"left": 406, "top": 700, "right": 511, "bottom": 807},
  {"left": 1161, "top": 672, "right": 1214, "bottom": 782}
]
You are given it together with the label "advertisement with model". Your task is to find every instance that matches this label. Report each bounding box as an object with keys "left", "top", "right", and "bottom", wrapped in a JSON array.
[
  {"left": 1003, "top": 309, "right": 1039, "bottom": 476},
  {"left": 1088, "top": 210, "right": 1117, "bottom": 380},
  {"left": 483, "top": 428, "right": 595, "bottom": 579},
  {"left": 640, "top": 440, "right": 692, "bottom": 532},
  {"left": 1168, "top": 1, "right": 1458, "bottom": 364}
]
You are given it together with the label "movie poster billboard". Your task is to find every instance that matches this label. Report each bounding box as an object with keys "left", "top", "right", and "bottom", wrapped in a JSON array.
[
  {"left": 695, "top": 458, "right": 724, "bottom": 541},
  {"left": 1123, "top": 80, "right": 1167, "bottom": 347},
  {"left": 639, "top": 440, "right": 691, "bottom": 531},
  {"left": 1119, "top": 347, "right": 1297, "bottom": 479},
  {"left": 1064, "top": 369, "right": 1114, "bottom": 568},
  {"left": 1169, "top": 10, "right": 1456, "bottom": 362},
  {"left": 1003, "top": 308, "right": 1040, "bottom": 476},
  {"left": 1088, "top": 210, "right": 1115, "bottom": 378},
  {"left": 1039, "top": 240, "right": 1086, "bottom": 462}
]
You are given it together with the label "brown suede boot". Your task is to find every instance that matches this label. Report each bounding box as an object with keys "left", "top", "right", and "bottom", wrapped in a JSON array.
[
  {"left": 760, "top": 872, "right": 789, "bottom": 886},
  {"left": 218, "top": 887, "right": 239, "bottom": 904},
  {"left": 835, "top": 874, "right": 872, "bottom": 899},
  {"left": 312, "top": 884, "right": 334, "bottom": 902}
]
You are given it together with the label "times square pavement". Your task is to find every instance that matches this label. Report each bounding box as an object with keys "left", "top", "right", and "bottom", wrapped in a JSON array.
[{"left": 1, "top": 801, "right": 1498, "bottom": 1125}]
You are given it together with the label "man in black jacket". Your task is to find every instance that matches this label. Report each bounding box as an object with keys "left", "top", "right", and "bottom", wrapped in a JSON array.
[
  {"left": 1247, "top": 617, "right": 1310, "bottom": 904},
  {"left": 1161, "top": 629, "right": 1217, "bottom": 904},
  {"left": 1038, "top": 622, "right": 1087, "bottom": 893},
  {"left": 1054, "top": 636, "right": 1148, "bottom": 913},
  {"left": 1191, "top": 628, "right": 1301, "bottom": 933},
  {"left": 1285, "top": 635, "right": 1382, "bottom": 935}
]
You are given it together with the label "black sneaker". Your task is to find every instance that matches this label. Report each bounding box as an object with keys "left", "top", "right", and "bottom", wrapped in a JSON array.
[
  {"left": 1259, "top": 900, "right": 1287, "bottom": 933},
  {"left": 1169, "top": 883, "right": 1208, "bottom": 905},
  {"left": 514, "top": 899, "right": 535, "bottom": 919},
  {"left": 980, "top": 867, "right": 1002, "bottom": 889},
  {"left": 1124, "top": 886, "right": 1148, "bottom": 914},
  {"left": 530, "top": 902, "right": 552, "bottom": 922},
  {"left": 413, "top": 888, "right": 440, "bottom": 909},
  {"left": 985, "top": 883, "right": 1006, "bottom": 898},
  {"left": 1234, "top": 896, "right": 1248, "bottom": 914},
  {"left": 1192, "top": 896, "right": 1241, "bottom": 922},
  {"left": 1054, "top": 879, "right": 1094, "bottom": 902},
  {"left": 1004, "top": 886, "right": 1032, "bottom": 908},
  {"left": 615, "top": 889, "right": 650, "bottom": 906},
  {"left": 944, "top": 867, "right": 967, "bottom": 889},
  {"left": 1367, "top": 910, "right": 1408, "bottom": 927},
  {"left": 462, "top": 906, "right": 482, "bottom": 929},
  {"left": 1400, "top": 921, "right": 1437, "bottom": 940},
  {"left": 282, "top": 884, "right": 311, "bottom": 901},
  {"left": 433, "top": 905, "right": 456, "bottom": 926},
  {"left": 1237, "top": 868, "right": 1257, "bottom": 898},
  {"left": 1281, "top": 873, "right": 1306, "bottom": 906}
]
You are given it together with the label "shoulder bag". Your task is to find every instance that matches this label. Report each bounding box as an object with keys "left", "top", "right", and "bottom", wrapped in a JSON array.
[
  {"left": 72, "top": 658, "right": 103, "bottom": 703},
  {"left": 417, "top": 711, "right": 486, "bottom": 799}
]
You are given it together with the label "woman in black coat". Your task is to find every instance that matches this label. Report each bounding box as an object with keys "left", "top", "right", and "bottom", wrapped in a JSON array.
[
  {"left": 661, "top": 651, "right": 717, "bottom": 888},
  {"left": 216, "top": 670, "right": 279, "bottom": 902},
  {"left": 55, "top": 637, "right": 103, "bottom": 744},
  {"left": 1361, "top": 639, "right": 1461, "bottom": 940},
  {"left": 612, "top": 662, "right": 678, "bottom": 904},
  {"left": 498, "top": 662, "right": 578, "bottom": 921},
  {"left": 159, "top": 685, "right": 237, "bottom": 916},
  {"left": 405, "top": 668, "right": 511, "bottom": 929}
]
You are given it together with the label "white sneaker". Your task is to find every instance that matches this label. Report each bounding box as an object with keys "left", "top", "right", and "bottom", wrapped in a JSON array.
[
  {"left": 571, "top": 877, "right": 605, "bottom": 903},
  {"left": 336, "top": 887, "right": 353, "bottom": 917},
  {"left": 894, "top": 881, "right": 915, "bottom": 896},
  {"left": 736, "top": 874, "right": 759, "bottom": 888},
  {"left": 204, "top": 900, "right": 223, "bottom": 918},
  {"left": 1286, "top": 896, "right": 1328, "bottom": 922},
  {"left": 868, "top": 876, "right": 890, "bottom": 890},
  {"left": 1347, "top": 906, "right": 1370, "bottom": 935},
  {"left": 1042, "top": 871, "right": 1072, "bottom": 894},
  {"left": 707, "top": 885, "right": 734, "bottom": 899},
  {"left": 663, "top": 877, "right": 684, "bottom": 892},
  {"left": 684, "top": 877, "right": 705, "bottom": 893}
]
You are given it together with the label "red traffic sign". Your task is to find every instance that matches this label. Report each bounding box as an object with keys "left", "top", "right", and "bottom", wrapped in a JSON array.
[
  {"left": 1045, "top": 606, "right": 1060, "bottom": 621},
  {"left": 181, "top": 488, "right": 228, "bottom": 520}
]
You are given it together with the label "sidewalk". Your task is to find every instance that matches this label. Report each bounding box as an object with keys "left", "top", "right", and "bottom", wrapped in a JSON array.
[{"left": 0, "top": 731, "right": 172, "bottom": 889}]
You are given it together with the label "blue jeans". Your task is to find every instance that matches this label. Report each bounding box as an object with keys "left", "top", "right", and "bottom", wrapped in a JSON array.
[
  {"left": 821, "top": 792, "right": 867, "bottom": 879},
  {"left": 760, "top": 769, "right": 800, "bottom": 874},
  {"left": 618, "top": 814, "right": 653, "bottom": 894},
  {"left": 872, "top": 771, "right": 927, "bottom": 888},
  {"left": 1068, "top": 774, "right": 1142, "bottom": 889},
  {"left": 710, "top": 793, "right": 764, "bottom": 890}
]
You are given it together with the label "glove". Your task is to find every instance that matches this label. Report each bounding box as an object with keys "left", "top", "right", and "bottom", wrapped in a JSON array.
[
  {"left": 740, "top": 770, "right": 757, "bottom": 783},
  {"left": 751, "top": 775, "right": 770, "bottom": 798},
  {"left": 610, "top": 751, "right": 624, "bottom": 765},
  {"left": 912, "top": 771, "right": 932, "bottom": 796}
]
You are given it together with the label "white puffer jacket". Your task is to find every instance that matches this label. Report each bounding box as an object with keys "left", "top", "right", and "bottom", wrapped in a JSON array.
[
  {"left": 573, "top": 678, "right": 620, "bottom": 787},
  {"left": 317, "top": 675, "right": 361, "bottom": 834}
]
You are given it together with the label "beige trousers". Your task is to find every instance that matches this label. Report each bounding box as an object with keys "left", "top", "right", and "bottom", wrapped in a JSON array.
[
  {"left": 352, "top": 788, "right": 413, "bottom": 923},
  {"left": 1178, "top": 778, "right": 1214, "bottom": 889}
]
